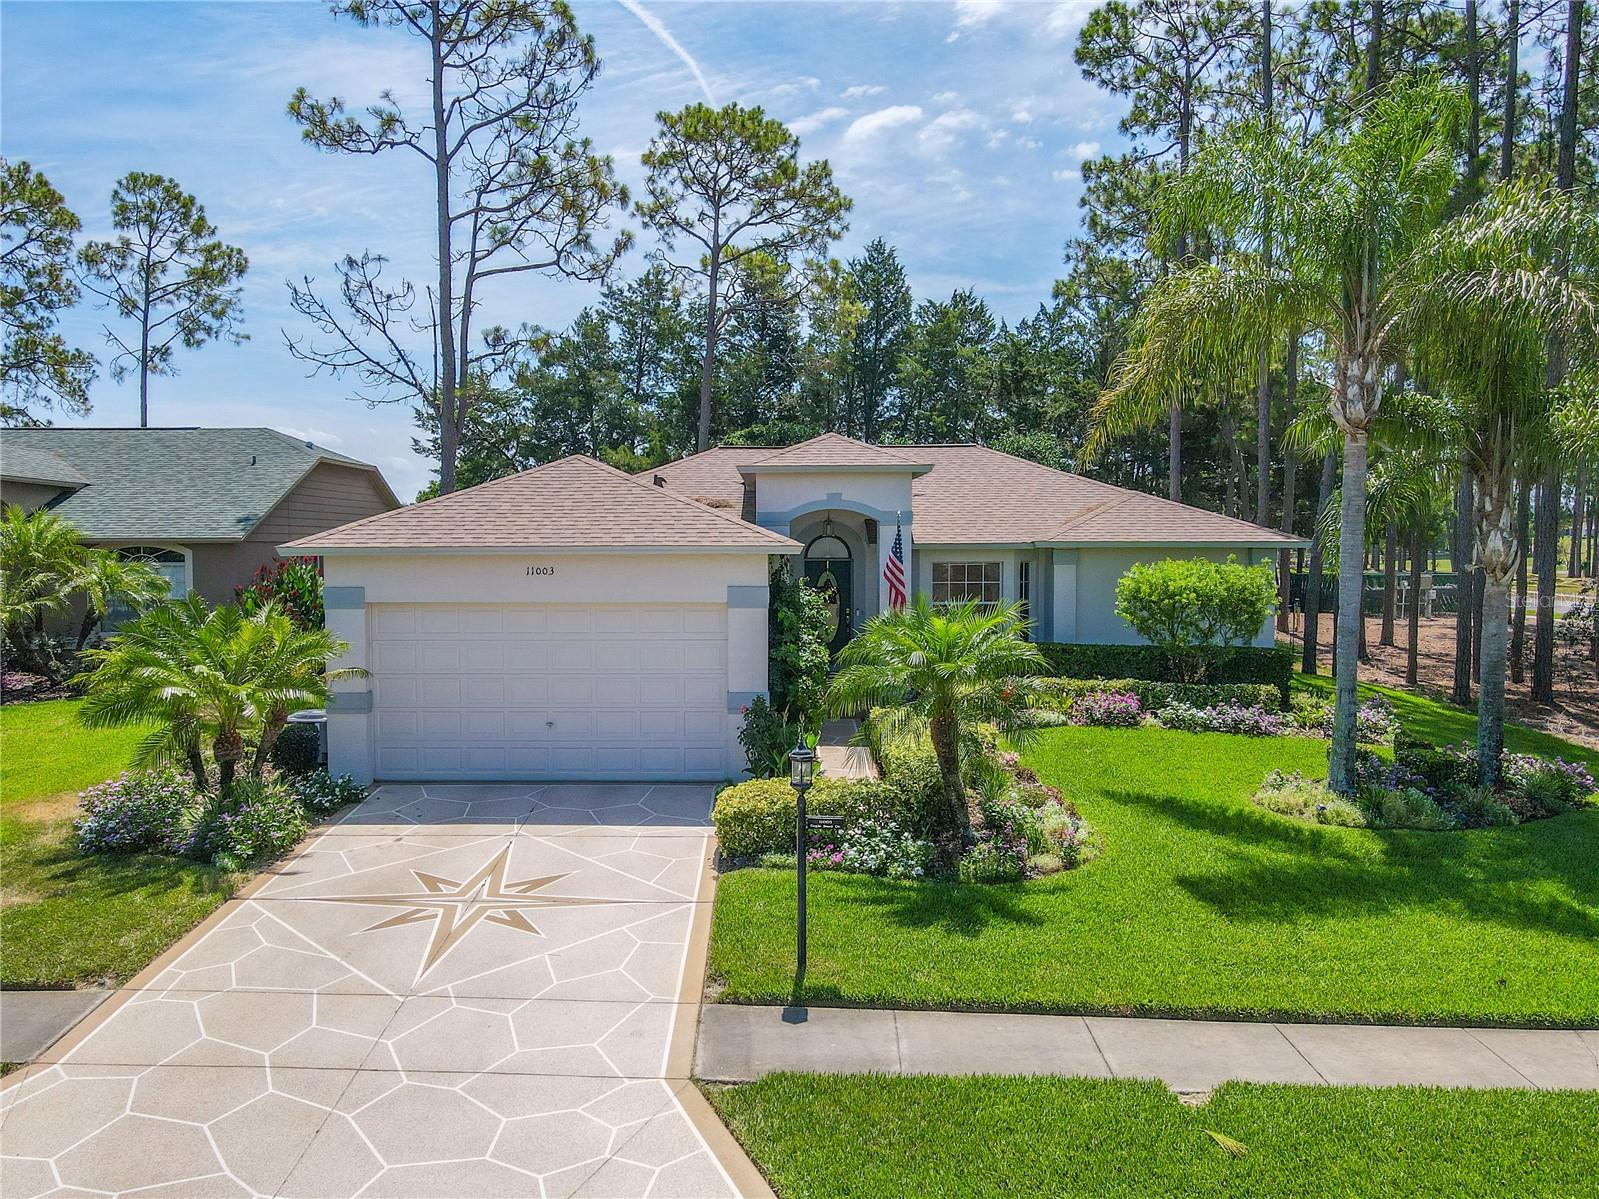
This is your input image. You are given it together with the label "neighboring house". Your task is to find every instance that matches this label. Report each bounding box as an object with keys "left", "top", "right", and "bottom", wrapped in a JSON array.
[
  {"left": 285, "top": 433, "right": 1303, "bottom": 785},
  {"left": 0, "top": 426, "right": 399, "bottom": 607}
]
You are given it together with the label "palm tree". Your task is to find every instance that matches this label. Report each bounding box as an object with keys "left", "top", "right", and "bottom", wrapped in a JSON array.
[
  {"left": 72, "top": 551, "right": 169, "bottom": 649},
  {"left": 826, "top": 597, "right": 1043, "bottom": 852},
  {"left": 1399, "top": 181, "right": 1597, "bottom": 784},
  {"left": 76, "top": 596, "right": 361, "bottom": 794},
  {"left": 1093, "top": 78, "right": 1539, "bottom": 795},
  {"left": 0, "top": 507, "right": 89, "bottom": 674}
]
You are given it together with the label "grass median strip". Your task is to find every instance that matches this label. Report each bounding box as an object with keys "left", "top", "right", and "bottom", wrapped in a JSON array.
[{"left": 706, "top": 1073, "right": 1599, "bottom": 1199}]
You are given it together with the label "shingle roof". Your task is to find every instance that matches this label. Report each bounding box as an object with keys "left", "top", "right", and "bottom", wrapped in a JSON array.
[
  {"left": 0, "top": 427, "right": 396, "bottom": 542},
  {"left": 284, "top": 455, "right": 800, "bottom": 553},
  {"left": 645, "top": 439, "right": 1304, "bottom": 547},
  {"left": 0, "top": 443, "right": 88, "bottom": 488},
  {"left": 737, "top": 432, "right": 930, "bottom": 473}
]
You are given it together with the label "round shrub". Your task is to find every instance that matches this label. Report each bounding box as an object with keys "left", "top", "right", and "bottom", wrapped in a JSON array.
[
  {"left": 183, "top": 777, "right": 309, "bottom": 870},
  {"left": 75, "top": 769, "right": 198, "bottom": 854},
  {"left": 269, "top": 722, "right": 322, "bottom": 775},
  {"left": 713, "top": 776, "right": 932, "bottom": 860}
]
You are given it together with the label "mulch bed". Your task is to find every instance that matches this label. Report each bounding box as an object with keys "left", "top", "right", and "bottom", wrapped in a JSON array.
[
  {"left": 1282, "top": 614, "right": 1599, "bottom": 751},
  {"left": 1, "top": 672, "right": 79, "bottom": 705}
]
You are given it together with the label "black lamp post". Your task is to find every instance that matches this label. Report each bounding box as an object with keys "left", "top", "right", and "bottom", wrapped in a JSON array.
[{"left": 789, "top": 740, "right": 816, "bottom": 985}]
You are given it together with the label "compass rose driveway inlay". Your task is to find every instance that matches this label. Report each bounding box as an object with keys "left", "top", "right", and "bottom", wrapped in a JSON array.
[{"left": 0, "top": 784, "right": 746, "bottom": 1198}]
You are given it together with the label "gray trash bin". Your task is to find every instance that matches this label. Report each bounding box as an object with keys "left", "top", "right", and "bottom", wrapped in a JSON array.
[{"left": 286, "top": 708, "right": 328, "bottom": 768}]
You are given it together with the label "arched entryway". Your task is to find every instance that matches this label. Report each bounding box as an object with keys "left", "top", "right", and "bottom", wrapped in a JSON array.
[{"left": 803, "top": 527, "right": 854, "bottom": 655}]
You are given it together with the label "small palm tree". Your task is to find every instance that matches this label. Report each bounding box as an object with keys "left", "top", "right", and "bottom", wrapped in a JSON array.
[
  {"left": 0, "top": 507, "right": 89, "bottom": 674},
  {"left": 76, "top": 596, "right": 362, "bottom": 794},
  {"left": 72, "top": 551, "right": 170, "bottom": 649},
  {"left": 827, "top": 597, "right": 1044, "bottom": 849}
]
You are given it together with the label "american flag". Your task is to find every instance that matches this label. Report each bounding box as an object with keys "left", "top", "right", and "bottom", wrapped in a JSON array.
[{"left": 884, "top": 513, "right": 907, "bottom": 609}]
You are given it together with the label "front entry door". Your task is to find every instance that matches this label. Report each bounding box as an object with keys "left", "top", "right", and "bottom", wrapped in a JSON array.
[{"left": 803, "top": 534, "right": 854, "bottom": 656}]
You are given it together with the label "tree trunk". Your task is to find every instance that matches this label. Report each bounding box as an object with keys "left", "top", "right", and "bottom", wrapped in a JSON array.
[
  {"left": 253, "top": 711, "right": 287, "bottom": 776},
  {"left": 1452, "top": 469, "right": 1475, "bottom": 704},
  {"left": 430, "top": 15, "right": 459, "bottom": 495},
  {"left": 187, "top": 746, "right": 209, "bottom": 795},
  {"left": 1167, "top": 401, "right": 1181, "bottom": 503},
  {"left": 76, "top": 608, "right": 99, "bottom": 652},
  {"left": 1276, "top": 331, "right": 1299, "bottom": 633},
  {"left": 1569, "top": 466, "right": 1587, "bottom": 576},
  {"left": 1302, "top": 449, "right": 1336, "bottom": 675},
  {"left": 1329, "top": 430, "right": 1369, "bottom": 797},
  {"left": 1511, "top": 483, "right": 1530, "bottom": 683},
  {"left": 1500, "top": 0, "right": 1519, "bottom": 183},
  {"left": 214, "top": 730, "right": 244, "bottom": 798},
  {"left": 1406, "top": 529, "right": 1423, "bottom": 685},
  {"left": 1380, "top": 523, "right": 1398, "bottom": 645},
  {"left": 1471, "top": 566, "right": 1484, "bottom": 678},
  {"left": 927, "top": 710, "right": 969, "bottom": 853},
  {"left": 1477, "top": 576, "right": 1510, "bottom": 786},
  {"left": 1465, "top": 0, "right": 1482, "bottom": 187},
  {"left": 698, "top": 243, "right": 721, "bottom": 453},
  {"left": 1531, "top": 468, "right": 1559, "bottom": 702}
]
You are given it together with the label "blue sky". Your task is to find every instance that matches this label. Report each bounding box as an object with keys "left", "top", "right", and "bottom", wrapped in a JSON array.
[{"left": 2, "top": 0, "right": 1126, "bottom": 497}]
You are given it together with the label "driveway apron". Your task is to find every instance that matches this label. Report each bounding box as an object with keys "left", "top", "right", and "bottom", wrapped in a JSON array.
[{"left": 1, "top": 784, "right": 740, "bottom": 1198}]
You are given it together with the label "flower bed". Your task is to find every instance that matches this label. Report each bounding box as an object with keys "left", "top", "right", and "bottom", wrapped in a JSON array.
[
  {"left": 74, "top": 767, "right": 365, "bottom": 868},
  {"left": 1154, "top": 701, "right": 1289, "bottom": 737},
  {"left": 1253, "top": 743, "right": 1595, "bottom": 832}
]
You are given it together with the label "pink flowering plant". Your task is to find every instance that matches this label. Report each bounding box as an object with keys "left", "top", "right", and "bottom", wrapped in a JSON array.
[
  {"left": 1068, "top": 690, "right": 1143, "bottom": 728},
  {"left": 1155, "top": 701, "right": 1289, "bottom": 737},
  {"left": 807, "top": 816, "right": 931, "bottom": 879}
]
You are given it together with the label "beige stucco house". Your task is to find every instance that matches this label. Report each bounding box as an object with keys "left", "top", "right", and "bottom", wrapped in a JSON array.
[
  {"left": 285, "top": 434, "right": 1302, "bottom": 786},
  {"left": 1, "top": 426, "right": 398, "bottom": 606}
]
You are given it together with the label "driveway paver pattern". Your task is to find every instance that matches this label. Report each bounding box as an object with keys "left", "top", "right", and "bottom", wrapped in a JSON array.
[{"left": 1, "top": 784, "right": 741, "bottom": 1199}]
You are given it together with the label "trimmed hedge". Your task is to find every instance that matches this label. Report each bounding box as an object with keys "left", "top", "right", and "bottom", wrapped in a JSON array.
[
  {"left": 1032, "top": 677, "right": 1283, "bottom": 714},
  {"left": 1037, "top": 642, "right": 1293, "bottom": 705},
  {"left": 713, "top": 777, "right": 916, "bottom": 860}
]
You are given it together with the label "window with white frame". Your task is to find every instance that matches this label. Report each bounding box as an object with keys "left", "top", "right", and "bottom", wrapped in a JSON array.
[
  {"left": 104, "top": 546, "right": 189, "bottom": 626},
  {"left": 1018, "top": 559, "right": 1031, "bottom": 638},
  {"left": 931, "top": 561, "right": 1001, "bottom": 606}
]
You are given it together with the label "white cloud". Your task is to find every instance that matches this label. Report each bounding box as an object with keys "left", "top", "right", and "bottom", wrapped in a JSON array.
[
  {"left": 1011, "top": 108, "right": 1034, "bottom": 124},
  {"left": 840, "top": 84, "right": 885, "bottom": 100},
  {"left": 768, "top": 75, "right": 822, "bottom": 98},
  {"left": 985, "top": 128, "right": 1010, "bottom": 149},
  {"left": 615, "top": 0, "right": 716, "bottom": 103},
  {"left": 1070, "top": 140, "right": 1102, "bottom": 159},
  {"left": 1042, "top": 2, "right": 1093, "bottom": 41},
  {"left": 789, "top": 106, "right": 850, "bottom": 136},
  {"left": 843, "top": 104, "right": 924, "bottom": 142},
  {"left": 919, "top": 107, "right": 985, "bottom": 154},
  {"left": 932, "top": 90, "right": 961, "bottom": 105},
  {"left": 1052, "top": 167, "right": 1081, "bottom": 182},
  {"left": 276, "top": 425, "right": 343, "bottom": 447},
  {"left": 1016, "top": 136, "right": 1042, "bottom": 151}
]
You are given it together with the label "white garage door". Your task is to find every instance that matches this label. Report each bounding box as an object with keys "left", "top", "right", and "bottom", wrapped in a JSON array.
[{"left": 369, "top": 603, "right": 729, "bottom": 780}]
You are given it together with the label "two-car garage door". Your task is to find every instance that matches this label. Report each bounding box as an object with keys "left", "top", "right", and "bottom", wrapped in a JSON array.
[{"left": 369, "top": 603, "right": 729, "bottom": 780}]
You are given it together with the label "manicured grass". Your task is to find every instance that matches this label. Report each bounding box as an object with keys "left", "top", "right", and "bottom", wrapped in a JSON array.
[
  {"left": 1, "top": 698, "right": 233, "bottom": 988},
  {"left": 709, "top": 714, "right": 1599, "bottom": 1024},
  {"left": 1293, "top": 672, "right": 1599, "bottom": 765},
  {"left": 707, "top": 1074, "right": 1599, "bottom": 1199}
]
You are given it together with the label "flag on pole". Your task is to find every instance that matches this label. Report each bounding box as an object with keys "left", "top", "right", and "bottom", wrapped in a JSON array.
[{"left": 884, "top": 512, "right": 907, "bottom": 609}]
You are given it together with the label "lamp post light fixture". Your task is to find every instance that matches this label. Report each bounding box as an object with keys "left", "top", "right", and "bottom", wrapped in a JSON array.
[{"left": 788, "top": 741, "right": 816, "bottom": 985}]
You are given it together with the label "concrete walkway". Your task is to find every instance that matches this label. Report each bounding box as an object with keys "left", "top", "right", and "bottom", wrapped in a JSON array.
[
  {"left": 817, "top": 718, "right": 877, "bottom": 780},
  {"left": 697, "top": 1004, "right": 1599, "bottom": 1093},
  {"left": 0, "top": 991, "right": 114, "bottom": 1065},
  {"left": 2, "top": 784, "right": 767, "bottom": 1198}
]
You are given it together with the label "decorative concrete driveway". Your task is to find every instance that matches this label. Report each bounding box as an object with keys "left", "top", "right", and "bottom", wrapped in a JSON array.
[{"left": 1, "top": 784, "right": 749, "bottom": 1198}]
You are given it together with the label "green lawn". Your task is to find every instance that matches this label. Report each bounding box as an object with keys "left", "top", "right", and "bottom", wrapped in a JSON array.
[
  {"left": 0, "top": 698, "right": 234, "bottom": 988},
  {"left": 707, "top": 1074, "right": 1599, "bottom": 1199},
  {"left": 709, "top": 686, "right": 1599, "bottom": 1025}
]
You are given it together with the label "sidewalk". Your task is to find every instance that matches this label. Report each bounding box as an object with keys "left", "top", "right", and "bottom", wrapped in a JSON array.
[
  {"left": 697, "top": 1005, "right": 1599, "bottom": 1093},
  {"left": 817, "top": 718, "right": 878, "bottom": 780}
]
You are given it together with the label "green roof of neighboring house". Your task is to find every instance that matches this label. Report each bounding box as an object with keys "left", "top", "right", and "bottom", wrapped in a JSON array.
[{"left": 0, "top": 427, "right": 398, "bottom": 542}]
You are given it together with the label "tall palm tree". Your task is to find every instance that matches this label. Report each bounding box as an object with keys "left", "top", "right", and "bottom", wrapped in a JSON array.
[
  {"left": 1094, "top": 78, "right": 1498, "bottom": 795},
  {"left": 826, "top": 597, "right": 1043, "bottom": 852},
  {"left": 76, "top": 596, "right": 361, "bottom": 794},
  {"left": 1400, "top": 181, "right": 1597, "bottom": 784}
]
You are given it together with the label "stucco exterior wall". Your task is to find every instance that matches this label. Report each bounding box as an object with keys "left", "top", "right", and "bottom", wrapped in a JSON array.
[
  {"left": 1, "top": 480, "right": 69, "bottom": 511},
  {"left": 1068, "top": 546, "right": 1278, "bottom": 647}
]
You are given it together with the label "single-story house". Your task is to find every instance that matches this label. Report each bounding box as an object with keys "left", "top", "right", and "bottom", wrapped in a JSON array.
[
  {"left": 285, "top": 434, "right": 1303, "bottom": 785},
  {"left": 1, "top": 426, "right": 399, "bottom": 606}
]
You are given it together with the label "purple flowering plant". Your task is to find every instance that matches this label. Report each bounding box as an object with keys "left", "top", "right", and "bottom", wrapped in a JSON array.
[{"left": 1068, "top": 690, "right": 1143, "bottom": 728}]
